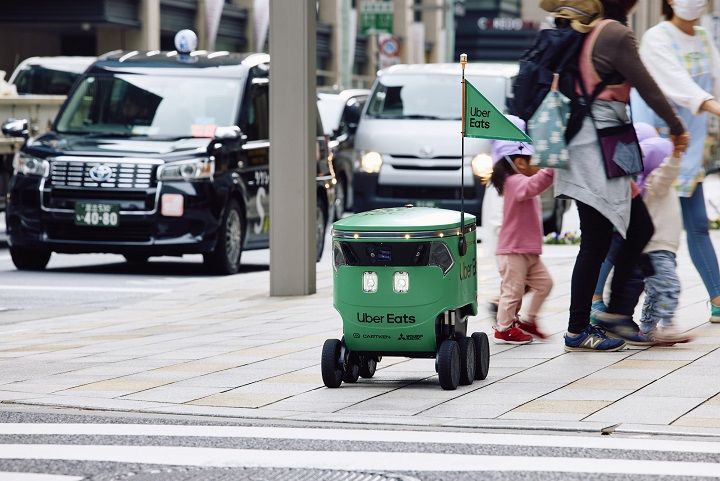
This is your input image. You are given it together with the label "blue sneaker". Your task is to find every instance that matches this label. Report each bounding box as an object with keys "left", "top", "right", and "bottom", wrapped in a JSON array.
[
  {"left": 711, "top": 303, "right": 720, "bottom": 323},
  {"left": 591, "top": 299, "right": 607, "bottom": 315},
  {"left": 564, "top": 325, "right": 626, "bottom": 352},
  {"left": 591, "top": 312, "right": 654, "bottom": 346}
]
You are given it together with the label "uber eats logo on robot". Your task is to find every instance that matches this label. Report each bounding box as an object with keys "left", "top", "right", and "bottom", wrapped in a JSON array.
[{"left": 356, "top": 313, "right": 416, "bottom": 323}]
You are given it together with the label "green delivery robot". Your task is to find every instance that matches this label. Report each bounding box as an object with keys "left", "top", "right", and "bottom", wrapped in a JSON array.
[{"left": 321, "top": 206, "right": 490, "bottom": 390}]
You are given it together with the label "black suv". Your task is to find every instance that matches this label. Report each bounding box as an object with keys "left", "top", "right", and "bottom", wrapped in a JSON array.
[{"left": 4, "top": 51, "right": 335, "bottom": 274}]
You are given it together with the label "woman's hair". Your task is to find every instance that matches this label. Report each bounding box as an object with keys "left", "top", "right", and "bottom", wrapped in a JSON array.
[
  {"left": 662, "top": 0, "right": 674, "bottom": 19},
  {"left": 489, "top": 157, "right": 517, "bottom": 196},
  {"left": 601, "top": 0, "right": 639, "bottom": 22}
]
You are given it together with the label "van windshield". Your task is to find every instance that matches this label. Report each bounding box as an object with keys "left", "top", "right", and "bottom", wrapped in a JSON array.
[
  {"left": 56, "top": 74, "right": 242, "bottom": 138},
  {"left": 13, "top": 66, "right": 82, "bottom": 95},
  {"left": 366, "top": 74, "right": 507, "bottom": 120}
]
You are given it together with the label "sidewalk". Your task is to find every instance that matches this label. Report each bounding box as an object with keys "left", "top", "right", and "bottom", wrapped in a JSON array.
[{"left": 1, "top": 231, "right": 720, "bottom": 438}]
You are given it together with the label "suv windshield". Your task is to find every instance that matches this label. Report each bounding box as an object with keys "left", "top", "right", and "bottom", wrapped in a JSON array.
[
  {"left": 366, "top": 74, "right": 507, "bottom": 120},
  {"left": 56, "top": 74, "right": 242, "bottom": 138},
  {"left": 13, "top": 66, "right": 81, "bottom": 95}
]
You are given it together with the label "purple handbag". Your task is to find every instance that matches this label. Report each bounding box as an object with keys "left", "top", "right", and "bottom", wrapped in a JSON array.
[{"left": 596, "top": 122, "right": 644, "bottom": 178}]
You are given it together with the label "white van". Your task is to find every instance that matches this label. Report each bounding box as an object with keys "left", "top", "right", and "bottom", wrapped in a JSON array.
[{"left": 352, "top": 62, "right": 517, "bottom": 223}]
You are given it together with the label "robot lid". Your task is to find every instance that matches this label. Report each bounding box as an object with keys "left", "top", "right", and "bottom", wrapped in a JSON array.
[{"left": 333, "top": 206, "right": 476, "bottom": 239}]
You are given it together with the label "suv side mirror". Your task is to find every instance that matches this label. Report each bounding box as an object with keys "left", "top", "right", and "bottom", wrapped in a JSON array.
[
  {"left": 214, "top": 125, "right": 243, "bottom": 140},
  {"left": 2, "top": 118, "right": 29, "bottom": 139},
  {"left": 344, "top": 103, "right": 361, "bottom": 134}
]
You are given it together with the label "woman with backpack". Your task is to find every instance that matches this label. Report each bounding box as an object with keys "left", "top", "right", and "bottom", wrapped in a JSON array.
[
  {"left": 550, "top": 0, "right": 689, "bottom": 351},
  {"left": 632, "top": 0, "right": 720, "bottom": 323}
]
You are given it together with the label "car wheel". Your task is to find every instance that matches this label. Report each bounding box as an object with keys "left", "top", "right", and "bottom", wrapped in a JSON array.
[
  {"left": 10, "top": 246, "right": 51, "bottom": 271},
  {"left": 316, "top": 196, "right": 327, "bottom": 262},
  {"left": 123, "top": 254, "right": 149, "bottom": 264},
  {"left": 204, "top": 199, "right": 244, "bottom": 275},
  {"left": 334, "top": 175, "right": 346, "bottom": 219}
]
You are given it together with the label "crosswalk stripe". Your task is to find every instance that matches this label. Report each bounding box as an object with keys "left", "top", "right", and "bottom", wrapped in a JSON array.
[
  {"left": 1, "top": 423, "right": 720, "bottom": 455},
  {"left": 0, "top": 473, "right": 83, "bottom": 481},
  {"left": 0, "top": 445, "right": 718, "bottom": 476}
]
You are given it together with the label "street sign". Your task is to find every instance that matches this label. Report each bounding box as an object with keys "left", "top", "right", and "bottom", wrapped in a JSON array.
[
  {"left": 360, "top": 0, "right": 393, "bottom": 35},
  {"left": 378, "top": 34, "right": 401, "bottom": 69}
]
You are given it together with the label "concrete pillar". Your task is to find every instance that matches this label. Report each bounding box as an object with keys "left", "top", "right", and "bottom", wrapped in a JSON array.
[
  {"left": 233, "top": 0, "right": 257, "bottom": 51},
  {"left": 126, "top": 0, "right": 161, "bottom": 50},
  {"left": 393, "top": 0, "right": 414, "bottom": 63},
  {"left": 269, "top": 0, "right": 317, "bottom": 296},
  {"left": 196, "top": 0, "right": 208, "bottom": 50},
  {"left": 319, "top": 0, "right": 340, "bottom": 86},
  {"left": 423, "top": 0, "right": 444, "bottom": 62}
]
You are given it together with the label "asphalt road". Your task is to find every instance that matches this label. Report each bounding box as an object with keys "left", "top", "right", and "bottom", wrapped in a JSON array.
[
  {"left": 0, "top": 209, "right": 272, "bottom": 316},
  {"left": 0, "top": 408, "right": 718, "bottom": 481}
]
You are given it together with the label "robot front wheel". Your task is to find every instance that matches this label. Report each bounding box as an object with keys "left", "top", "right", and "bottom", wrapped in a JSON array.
[{"left": 321, "top": 339, "right": 379, "bottom": 388}]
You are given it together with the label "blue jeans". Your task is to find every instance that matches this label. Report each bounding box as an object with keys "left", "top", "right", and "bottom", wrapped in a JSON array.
[
  {"left": 680, "top": 183, "right": 720, "bottom": 300},
  {"left": 640, "top": 251, "right": 680, "bottom": 333},
  {"left": 594, "top": 232, "right": 624, "bottom": 298}
]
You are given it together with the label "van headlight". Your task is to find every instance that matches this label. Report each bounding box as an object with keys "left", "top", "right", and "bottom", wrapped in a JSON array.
[
  {"left": 158, "top": 158, "right": 214, "bottom": 181},
  {"left": 358, "top": 151, "right": 383, "bottom": 174},
  {"left": 471, "top": 153, "right": 493, "bottom": 179},
  {"left": 13, "top": 152, "right": 49, "bottom": 177}
]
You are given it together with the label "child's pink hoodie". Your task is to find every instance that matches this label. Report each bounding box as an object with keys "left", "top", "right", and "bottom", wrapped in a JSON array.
[{"left": 496, "top": 169, "right": 555, "bottom": 255}]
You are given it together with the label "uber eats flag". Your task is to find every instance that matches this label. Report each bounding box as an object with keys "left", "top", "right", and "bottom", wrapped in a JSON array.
[{"left": 464, "top": 80, "right": 532, "bottom": 142}]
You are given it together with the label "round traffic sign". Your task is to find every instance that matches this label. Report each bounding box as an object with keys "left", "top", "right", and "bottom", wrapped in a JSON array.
[{"left": 379, "top": 37, "right": 400, "bottom": 57}]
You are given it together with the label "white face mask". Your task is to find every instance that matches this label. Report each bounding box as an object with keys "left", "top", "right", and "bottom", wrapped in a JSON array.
[{"left": 672, "top": 0, "right": 707, "bottom": 21}]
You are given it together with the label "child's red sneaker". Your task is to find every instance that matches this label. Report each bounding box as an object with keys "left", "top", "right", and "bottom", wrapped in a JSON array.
[
  {"left": 517, "top": 319, "right": 548, "bottom": 340},
  {"left": 494, "top": 326, "right": 533, "bottom": 345}
]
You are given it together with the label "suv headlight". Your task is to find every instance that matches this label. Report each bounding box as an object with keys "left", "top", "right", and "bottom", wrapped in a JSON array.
[
  {"left": 13, "top": 152, "right": 49, "bottom": 177},
  {"left": 357, "top": 151, "right": 383, "bottom": 174},
  {"left": 471, "top": 153, "right": 493, "bottom": 181},
  {"left": 158, "top": 158, "right": 214, "bottom": 181}
]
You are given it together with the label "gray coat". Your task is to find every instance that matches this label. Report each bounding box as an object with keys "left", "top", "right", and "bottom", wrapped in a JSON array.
[{"left": 555, "top": 100, "right": 632, "bottom": 237}]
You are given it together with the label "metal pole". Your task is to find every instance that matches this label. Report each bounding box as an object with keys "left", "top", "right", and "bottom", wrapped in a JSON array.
[
  {"left": 459, "top": 52, "right": 467, "bottom": 256},
  {"left": 269, "top": 0, "right": 317, "bottom": 296}
]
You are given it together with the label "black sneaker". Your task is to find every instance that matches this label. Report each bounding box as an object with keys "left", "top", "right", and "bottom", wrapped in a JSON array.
[
  {"left": 591, "top": 312, "right": 654, "bottom": 346},
  {"left": 564, "top": 325, "right": 626, "bottom": 352}
]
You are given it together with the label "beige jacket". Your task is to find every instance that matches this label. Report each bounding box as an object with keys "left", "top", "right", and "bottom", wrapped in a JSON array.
[{"left": 644, "top": 155, "right": 683, "bottom": 254}]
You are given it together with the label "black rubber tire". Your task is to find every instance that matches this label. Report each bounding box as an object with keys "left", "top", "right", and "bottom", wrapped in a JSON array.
[
  {"left": 10, "top": 246, "right": 51, "bottom": 271},
  {"left": 437, "top": 339, "right": 460, "bottom": 390},
  {"left": 204, "top": 199, "right": 244, "bottom": 275},
  {"left": 123, "top": 254, "right": 149, "bottom": 264},
  {"left": 321, "top": 339, "right": 343, "bottom": 388},
  {"left": 458, "top": 336, "right": 476, "bottom": 386},
  {"left": 472, "top": 332, "right": 490, "bottom": 380},
  {"left": 359, "top": 355, "right": 377, "bottom": 378},
  {"left": 342, "top": 351, "right": 360, "bottom": 383},
  {"left": 316, "top": 196, "right": 327, "bottom": 262}
]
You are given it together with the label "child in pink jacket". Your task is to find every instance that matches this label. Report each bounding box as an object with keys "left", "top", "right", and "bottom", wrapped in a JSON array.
[{"left": 489, "top": 117, "right": 554, "bottom": 345}]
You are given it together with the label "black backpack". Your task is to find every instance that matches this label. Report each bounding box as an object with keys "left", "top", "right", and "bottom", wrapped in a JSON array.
[{"left": 511, "top": 20, "right": 586, "bottom": 122}]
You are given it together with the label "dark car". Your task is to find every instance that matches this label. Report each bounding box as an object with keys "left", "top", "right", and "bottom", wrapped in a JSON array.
[
  {"left": 3, "top": 51, "right": 334, "bottom": 274},
  {"left": 317, "top": 89, "right": 368, "bottom": 218}
]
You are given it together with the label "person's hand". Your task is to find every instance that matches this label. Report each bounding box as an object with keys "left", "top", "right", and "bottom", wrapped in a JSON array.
[{"left": 670, "top": 132, "right": 690, "bottom": 156}]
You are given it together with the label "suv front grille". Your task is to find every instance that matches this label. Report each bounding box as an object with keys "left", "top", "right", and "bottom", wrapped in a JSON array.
[
  {"left": 50, "top": 161, "right": 156, "bottom": 189},
  {"left": 44, "top": 188, "right": 157, "bottom": 212},
  {"left": 377, "top": 185, "right": 477, "bottom": 200}
]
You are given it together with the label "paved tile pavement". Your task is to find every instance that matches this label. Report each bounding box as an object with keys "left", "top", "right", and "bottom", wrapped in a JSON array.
[{"left": 2, "top": 226, "right": 720, "bottom": 436}]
